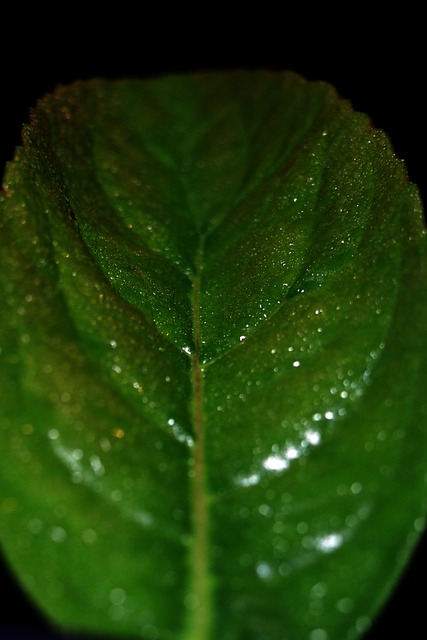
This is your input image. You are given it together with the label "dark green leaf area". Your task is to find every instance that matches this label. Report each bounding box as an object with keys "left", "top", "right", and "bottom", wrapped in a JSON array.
[{"left": 0, "top": 71, "right": 426, "bottom": 640}]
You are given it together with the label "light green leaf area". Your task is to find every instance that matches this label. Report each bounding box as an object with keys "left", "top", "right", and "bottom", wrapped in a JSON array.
[{"left": 0, "top": 71, "right": 426, "bottom": 640}]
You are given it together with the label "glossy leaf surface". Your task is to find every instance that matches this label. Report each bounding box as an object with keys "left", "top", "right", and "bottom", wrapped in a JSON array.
[{"left": 0, "top": 71, "right": 426, "bottom": 640}]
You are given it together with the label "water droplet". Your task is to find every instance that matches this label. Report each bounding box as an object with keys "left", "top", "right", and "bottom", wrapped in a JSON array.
[
  {"left": 315, "top": 532, "right": 343, "bottom": 553},
  {"left": 355, "top": 616, "right": 371, "bottom": 633},
  {"left": 134, "top": 511, "right": 153, "bottom": 527},
  {"left": 310, "top": 629, "right": 328, "bottom": 640},
  {"left": 297, "top": 522, "right": 309, "bottom": 535},
  {"left": 311, "top": 582, "right": 328, "bottom": 598},
  {"left": 100, "top": 438, "right": 111, "bottom": 452},
  {"left": 132, "top": 381, "right": 143, "bottom": 393},
  {"left": 336, "top": 597, "right": 354, "bottom": 613},
  {"left": 414, "top": 517, "right": 425, "bottom": 533},
  {"left": 258, "top": 504, "right": 272, "bottom": 517},
  {"left": 263, "top": 455, "right": 288, "bottom": 472},
  {"left": 82, "top": 528, "right": 97, "bottom": 544},
  {"left": 285, "top": 445, "right": 299, "bottom": 460},
  {"left": 234, "top": 473, "right": 260, "bottom": 487},
  {"left": 50, "top": 526, "right": 67, "bottom": 543},
  {"left": 345, "top": 514, "right": 359, "bottom": 528},
  {"left": 350, "top": 482, "right": 362, "bottom": 495},
  {"left": 272, "top": 521, "right": 285, "bottom": 534},
  {"left": 167, "top": 420, "right": 194, "bottom": 446},
  {"left": 304, "top": 430, "right": 321, "bottom": 446},
  {"left": 256, "top": 562, "right": 273, "bottom": 579},
  {"left": 90, "top": 455, "right": 105, "bottom": 476},
  {"left": 109, "top": 587, "right": 127, "bottom": 605},
  {"left": 27, "top": 518, "right": 43, "bottom": 534}
]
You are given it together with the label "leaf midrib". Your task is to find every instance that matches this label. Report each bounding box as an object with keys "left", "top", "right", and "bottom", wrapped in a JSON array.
[{"left": 185, "top": 244, "right": 211, "bottom": 639}]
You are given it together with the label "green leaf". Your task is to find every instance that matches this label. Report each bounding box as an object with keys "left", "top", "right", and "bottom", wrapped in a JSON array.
[{"left": 0, "top": 70, "right": 426, "bottom": 640}]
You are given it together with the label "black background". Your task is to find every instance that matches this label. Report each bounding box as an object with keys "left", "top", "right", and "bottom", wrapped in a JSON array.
[{"left": 0, "top": 7, "right": 425, "bottom": 640}]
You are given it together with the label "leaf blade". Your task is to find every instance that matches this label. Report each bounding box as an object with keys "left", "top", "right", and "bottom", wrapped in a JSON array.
[{"left": 0, "top": 71, "right": 426, "bottom": 640}]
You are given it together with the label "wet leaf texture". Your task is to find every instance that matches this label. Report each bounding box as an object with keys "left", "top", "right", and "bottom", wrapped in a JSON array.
[{"left": 0, "top": 71, "right": 426, "bottom": 640}]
